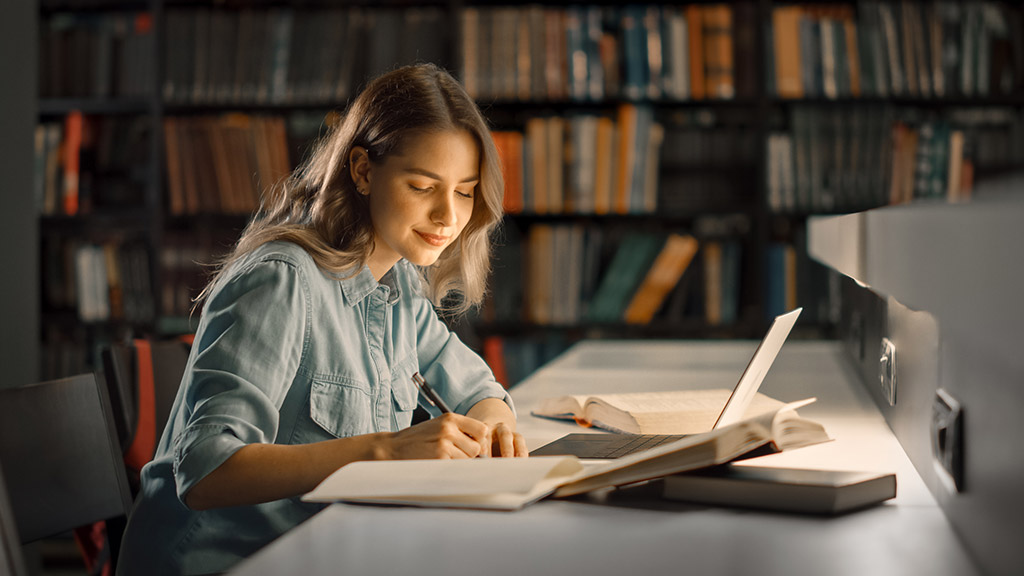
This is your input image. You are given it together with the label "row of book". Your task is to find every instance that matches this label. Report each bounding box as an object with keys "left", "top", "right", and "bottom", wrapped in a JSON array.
[
  {"left": 163, "top": 7, "right": 446, "bottom": 105},
  {"left": 163, "top": 115, "right": 292, "bottom": 216},
  {"left": 484, "top": 224, "right": 742, "bottom": 329},
  {"left": 462, "top": 3, "right": 756, "bottom": 103},
  {"left": 766, "top": 105, "right": 1024, "bottom": 214},
  {"left": 764, "top": 232, "right": 842, "bottom": 328},
  {"left": 481, "top": 334, "right": 571, "bottom": 388},
  {"left": 770, "top": 2, "right": 1024, "bottom": 100},
  {"left": 41, "top": 235, "right": 155, "bottom": 325},
  {"left": 492, "top": 104, "right": 663, "bottom": 215},
  {"left": 39, "top": 323, "right": 96, "bottom": 382},
  {"left": 34, "top": 112, "right": 149, "bottom": 216},
  {"left": 39, "top": 11, "right": 154, "bottom": 99},
  {"left": 158, "top": 231, "right": 232, "bottom": 324}
]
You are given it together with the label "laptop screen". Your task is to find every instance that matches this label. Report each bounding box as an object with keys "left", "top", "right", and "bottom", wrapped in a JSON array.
[{"left": 712, "top": 307, "right": 802, "bottom": 429}]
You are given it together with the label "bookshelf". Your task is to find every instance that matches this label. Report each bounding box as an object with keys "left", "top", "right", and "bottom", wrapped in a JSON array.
[{"left": 32, "top": 0, "right": 1024, "bottom": 385}]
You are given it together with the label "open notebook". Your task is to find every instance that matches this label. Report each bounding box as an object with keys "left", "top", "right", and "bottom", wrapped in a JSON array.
[{"left": 530, "top": 308, "right": 803, "bottom": 459}]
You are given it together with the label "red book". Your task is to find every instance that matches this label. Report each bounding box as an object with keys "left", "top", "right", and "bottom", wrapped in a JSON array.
[
  {"left": 482, "top": 336, "right": 509, "bottom": 389},
  {"left": 62, "top": 111, "right": 84, "bottom": 216}
]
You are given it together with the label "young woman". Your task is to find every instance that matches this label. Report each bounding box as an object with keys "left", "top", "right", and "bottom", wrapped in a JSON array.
[{"left": 117, "top": 63, "right": 526, "bottom": 576}]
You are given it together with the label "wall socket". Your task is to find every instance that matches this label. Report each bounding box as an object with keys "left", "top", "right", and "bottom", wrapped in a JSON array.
[
  {"left": 932, "top": 389, "right": 965, "bottom": 492},
  {"left": 879, "top": 337, "right": 897, "bottom": 406}
]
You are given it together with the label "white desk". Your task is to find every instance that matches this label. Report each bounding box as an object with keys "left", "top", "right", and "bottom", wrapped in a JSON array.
[{"left": 229, "top": 341, "right": 979, "bottom": 576}]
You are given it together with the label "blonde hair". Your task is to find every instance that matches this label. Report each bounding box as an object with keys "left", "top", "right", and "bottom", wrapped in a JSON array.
[{"left": 197, "top": 64, "right": 504, "bottom": 315}]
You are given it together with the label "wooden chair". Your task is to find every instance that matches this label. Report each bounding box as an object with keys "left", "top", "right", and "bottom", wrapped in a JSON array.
[
  {"left": 0, "top": 461, "right": 28, "bottom": 576},
  {"left": 0, "top": 373, "right": 133, "bottom": 572}
]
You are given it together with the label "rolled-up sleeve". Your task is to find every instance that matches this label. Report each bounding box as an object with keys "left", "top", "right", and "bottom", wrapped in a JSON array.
[
  {"left": 172, "top": 256, "right": 309, "bottom": 502},
  {"left": 410, "top": 292, "right": 514, "bottom": 418}
]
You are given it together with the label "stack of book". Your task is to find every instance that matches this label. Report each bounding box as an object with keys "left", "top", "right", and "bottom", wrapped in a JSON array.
[
  {"left": 162, "top": 115, "right": 291, "bottom": 216},
  {"left": 41, "top": 236, "right": 154, "bottom": 326},
  {"left": 492, "top": 104, "right": 663, "bottom": 215},
  {"left": 769, "top": 2, "right": 1024, "bottom": 100},
  {"left": 462, "top": 4, "right": 756, "bottom": 103},
  {"left": 39, "top": 11, "right": 154, "bottom": 99},
  {"left": 162, "top": 7, "right": 447, "bottom": 105},
  {"left": 35, "top": 113, "right": 150, "bottom": 217}
]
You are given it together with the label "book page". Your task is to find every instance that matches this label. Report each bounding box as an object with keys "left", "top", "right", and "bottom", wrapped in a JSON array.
[
  {"left": 586, "top": 390, "right": 785, "bottom": 434},
  {"left": 532, "top": 394, "right": 590, "bottom": 418},
  {"left": 588, "top": 389, "right": 735, "bottom": 413},
  {"left": 302, "top": 456, "right": 584, "bottom": 503}
]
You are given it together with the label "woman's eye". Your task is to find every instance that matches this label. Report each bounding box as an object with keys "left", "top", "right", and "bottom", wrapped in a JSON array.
[
  {"left": 409, "top": 184, "right": 430, "bottom": 193},
  {"left": 457, "top": 190, "right": 474, "bottom": 199}
]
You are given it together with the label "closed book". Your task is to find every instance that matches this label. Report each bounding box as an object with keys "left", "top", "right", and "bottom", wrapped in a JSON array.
[
  {"left": 704, "top": 5, "right": 737, "bottom": 99},
  {"left": 663, "top": 464, "right": 897, "bottom": 515},
  {"left": 62, "top": 111, "right": 84, "bottom": 216},
  {"left": 585, "top": 232, "right": 663, "bottom": 323},
  {"left": 686, "top": 5, "right": 705, "bottom": 99},
  {"left": 772, "top": 6, "right": 804, "bottom": 98},
  {"left": 623, "top": 233, "right": 699, "bottom": 324}
]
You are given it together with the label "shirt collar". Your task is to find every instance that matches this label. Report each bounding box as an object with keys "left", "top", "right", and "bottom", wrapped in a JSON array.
[{"left": 338, "top": 263, "right": 403, "bottom": 306}]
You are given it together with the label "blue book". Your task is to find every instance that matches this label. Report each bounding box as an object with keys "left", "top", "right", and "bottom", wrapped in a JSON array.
[
  {"left": 621, "top": 6, "right": 646, "bottom": 100},
  {"left": 765, "top": 243, "right": 787, "bottom": 322}
]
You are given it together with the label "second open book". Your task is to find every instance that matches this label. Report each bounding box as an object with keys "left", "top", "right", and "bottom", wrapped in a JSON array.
[{"left": 302, "top": 399, "right": 829, "bottom": 511}]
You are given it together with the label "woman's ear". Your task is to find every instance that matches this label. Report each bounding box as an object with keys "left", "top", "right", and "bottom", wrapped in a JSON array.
[{"left": 349, "top": 146, "right": 371, "bottom": 195}]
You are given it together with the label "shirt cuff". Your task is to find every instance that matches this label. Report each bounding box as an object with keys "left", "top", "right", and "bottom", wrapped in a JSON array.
[
  {"left": 453, "top": 386, "right": 517, "bottom": 419},
  {"left": 172, "top": 423, "right": 248, "bottom": 504}
]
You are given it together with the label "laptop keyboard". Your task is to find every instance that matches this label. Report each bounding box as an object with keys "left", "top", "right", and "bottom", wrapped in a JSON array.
[
  {"left": 529, "top": 432, "right": 689, "bottom": 459},
  {"left": 601, "top": 434, "right": 688, "bottom": 458}
]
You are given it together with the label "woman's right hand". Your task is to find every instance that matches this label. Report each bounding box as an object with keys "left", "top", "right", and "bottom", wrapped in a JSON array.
[{"left": 383, "top": 413, "right": 491, "bottom": 459}]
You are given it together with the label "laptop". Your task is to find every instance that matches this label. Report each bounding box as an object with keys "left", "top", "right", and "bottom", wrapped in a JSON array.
[{"left": 529, "top": 308, "right": 803, "bottom": 459}]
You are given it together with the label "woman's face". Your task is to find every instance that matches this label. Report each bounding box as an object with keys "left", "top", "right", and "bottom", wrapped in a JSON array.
[{"left": 353, "top": 129, "right": 480, "bottom": 280}]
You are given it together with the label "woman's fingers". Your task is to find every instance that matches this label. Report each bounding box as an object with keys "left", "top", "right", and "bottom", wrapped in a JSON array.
[
  {"left": 513, "top": 433, "right": 529, "bottom": 457},
  {"left": 493, "top": 423, "right": 515, "bottom": 457}
]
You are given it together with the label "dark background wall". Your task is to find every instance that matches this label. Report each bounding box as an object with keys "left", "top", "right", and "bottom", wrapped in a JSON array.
[{"left": 0, "top": 1, "right": 39, "bottom": 388}]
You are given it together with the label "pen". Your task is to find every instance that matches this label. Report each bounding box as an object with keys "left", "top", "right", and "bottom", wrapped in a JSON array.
[{"left": 411, "top": 372, "right": 452, "bottom": 413}]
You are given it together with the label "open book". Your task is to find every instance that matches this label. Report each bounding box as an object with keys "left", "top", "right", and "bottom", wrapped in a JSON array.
[
  {"left": 302, "top": 399, "right": 829, "bottom": 510},
  {"left": 531, "top": 389, "right": 786, "bottom": 435}
]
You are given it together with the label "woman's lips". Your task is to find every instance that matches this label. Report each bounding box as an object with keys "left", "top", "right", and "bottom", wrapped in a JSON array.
[{"left": 416, "top": 231, "right": 449, "bottom": 247}]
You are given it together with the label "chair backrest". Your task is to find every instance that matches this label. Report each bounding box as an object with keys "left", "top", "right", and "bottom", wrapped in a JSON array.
[
  {"left": 101, "top": 339, "right": 190, "bottom": 459},
  {"left": 0, "top": 461, "right": 28, "bottom": 576},
  {"left": 0, "top": 373, "right": 133, "bottom": 543}
]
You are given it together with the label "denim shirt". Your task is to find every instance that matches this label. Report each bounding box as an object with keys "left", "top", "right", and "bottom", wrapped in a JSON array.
[{"left": 116, "top": 241, "right": 513, "bottom": 576}]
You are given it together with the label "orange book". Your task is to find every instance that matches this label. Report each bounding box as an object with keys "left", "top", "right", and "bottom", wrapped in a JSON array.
[
  {"left": 947, "top": 130, "right": 964, "bottom": 202},
  {"left": 614, "top": 104, "right": 638, "bottom": 214},
  {"left": 526, "top": 117, "right": 547, "bottom": 214},
  {"left": 784, "top": 244, "right": 798, "bottom": 312},
  {"left": 703, "top": 241, "right": 723, "bottom": 326},
  {"left": 623, "top": 233, "right": 699, "bottom": 324},
  {"left": 62, "top": 111, "right": 84, "bottom": 216},
  {"left": 593, "top": 116, "right": 615, "bottom": 215},
  {"left": 686, "top": 5, "right": 705, "bottom": 100},
  {"left": 492, "top": 131, "right": 524, "bottom": 214},
  {"left": 164, "top": 118, "right": 185, "bottom": 216},
  {"left": 703, "top": 5, "right": 735, "bottom": 99},
  {"left": 772, "top": 6, "right": 804, "bottom": 99},
  {"left": 844, "top": 15, "right": 861, "bottom": 97}
]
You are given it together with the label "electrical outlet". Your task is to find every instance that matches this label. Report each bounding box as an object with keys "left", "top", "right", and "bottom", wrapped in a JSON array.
[
  {"left": 932, "top": 389, "right": 964, "bottom": 493},
  {"left": 879, "top": 338, "right": 897, "bottom": 406}
]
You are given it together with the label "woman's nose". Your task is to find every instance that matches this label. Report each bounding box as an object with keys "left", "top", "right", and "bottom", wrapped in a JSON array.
[{"left": 431, "top": 190, "right": 458, "bottom": 227}]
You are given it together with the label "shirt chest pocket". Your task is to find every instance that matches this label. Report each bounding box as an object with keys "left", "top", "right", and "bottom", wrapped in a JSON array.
[
  {"left": 308, "top": 379, "right": 375, "bottom": 438},
  {"left": 389, "top": 359, "right": 419, "bottom": 430}
]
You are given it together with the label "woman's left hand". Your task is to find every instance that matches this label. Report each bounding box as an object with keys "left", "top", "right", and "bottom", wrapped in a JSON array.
[{"left": 484, "top": 421, "right": 528, "bottom": 458}]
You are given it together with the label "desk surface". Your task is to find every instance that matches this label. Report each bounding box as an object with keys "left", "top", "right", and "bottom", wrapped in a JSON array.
[{"left": 229, "top": 340, "right": 979, "bottom": 576}]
